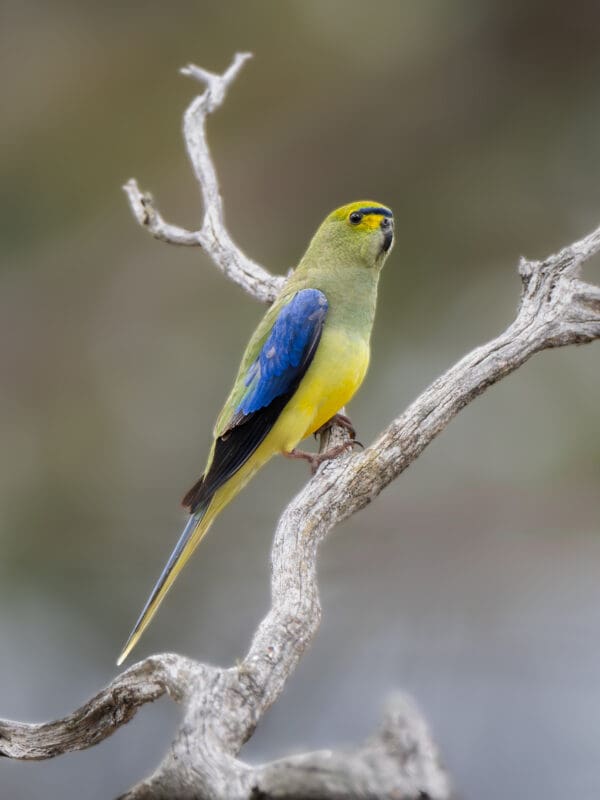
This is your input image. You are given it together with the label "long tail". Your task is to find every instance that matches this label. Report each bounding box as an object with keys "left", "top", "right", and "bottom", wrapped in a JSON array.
[
  {"left": 117, "top": 438, "right": 276, "bottom": 665},
  {"left": 117, "top": 501, "right": 214, "bottom": 665}
]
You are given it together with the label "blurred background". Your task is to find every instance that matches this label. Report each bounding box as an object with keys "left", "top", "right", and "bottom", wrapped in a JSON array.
[{"left": 1, "top": 1, "right": 599, "bottom": 797}]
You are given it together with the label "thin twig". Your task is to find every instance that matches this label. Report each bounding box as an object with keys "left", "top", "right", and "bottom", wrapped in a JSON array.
[{"left": 123, "top": 52, "right": 283, "bottom": 304}]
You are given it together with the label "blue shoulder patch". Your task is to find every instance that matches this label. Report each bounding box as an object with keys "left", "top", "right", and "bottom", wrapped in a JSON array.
[{"left": 236, "top": 289, "right": 328, "bottom": 418}]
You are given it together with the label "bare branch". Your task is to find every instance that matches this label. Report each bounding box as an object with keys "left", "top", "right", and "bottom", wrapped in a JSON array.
[
  {"left": 4, "top": 53, "right": 599, "bottom": 799},
  {"left": 0, "top": 655, "right": 198, "bottom": 760},
  {"left": 123, "top": 52, "right": 284, "bottom": 304},
  {"left": 250, "top": 695, "right": 450, "bottom": 800},
  {"left": 122, "top": 180, "right": 202, "bottom": 246}
]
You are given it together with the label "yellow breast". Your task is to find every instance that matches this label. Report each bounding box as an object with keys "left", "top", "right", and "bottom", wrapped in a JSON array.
[{"left": 272, "top": 328, "right": 370, "bottom": 452}]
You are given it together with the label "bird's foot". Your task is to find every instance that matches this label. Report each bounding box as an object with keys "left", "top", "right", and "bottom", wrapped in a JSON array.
[
  {"left": 314, "top": 412, "right": 363, "bottom": 448},
  {"left": 284, "top": 441, "right": 355, "bottom": 475}
]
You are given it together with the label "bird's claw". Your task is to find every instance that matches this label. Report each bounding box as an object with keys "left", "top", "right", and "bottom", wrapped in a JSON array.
[{"left": 284, "top": 441, "right": 355, "bottom": 475}]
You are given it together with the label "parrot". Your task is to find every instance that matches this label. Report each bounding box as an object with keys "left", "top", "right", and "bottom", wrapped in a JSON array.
[{"left": 117, "top": 200, "right": 394, "bottom": 665}]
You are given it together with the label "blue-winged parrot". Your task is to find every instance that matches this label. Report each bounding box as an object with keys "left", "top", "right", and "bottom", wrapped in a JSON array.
[{"left": 117, "top": 201, "right": 394, "bottom": 664}]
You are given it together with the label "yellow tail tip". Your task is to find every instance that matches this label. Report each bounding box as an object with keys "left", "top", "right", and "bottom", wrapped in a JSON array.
[
  {"left": 116, "top": 632, "right": 139, "bottom": 666},
  {"left": 117, "top": 647, "right": 131, "bottom": 667}
]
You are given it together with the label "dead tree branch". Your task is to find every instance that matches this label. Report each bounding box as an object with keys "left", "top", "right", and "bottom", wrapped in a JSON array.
[
  {"left": 123, "top": 52, "right": 282, "bottom": 304},
  {"left": 2, "top": 53, "right": 599, "bottom": 800}
]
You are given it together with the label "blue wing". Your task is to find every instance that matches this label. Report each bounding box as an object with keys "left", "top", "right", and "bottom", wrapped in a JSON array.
[
  {"left": 182, "top": 289, "right": 329, "bottom": 511},
  {"left": 234, "top": 288, "right": 329, "bottom": 420}
]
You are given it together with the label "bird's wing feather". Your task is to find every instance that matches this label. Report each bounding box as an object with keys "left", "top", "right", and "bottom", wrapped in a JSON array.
[{"left": 182, "top": 289, "right": 328, "bottom": 511}]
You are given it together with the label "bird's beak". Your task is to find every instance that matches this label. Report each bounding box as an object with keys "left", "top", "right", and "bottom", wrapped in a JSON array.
[{"left": 380, "top": 217, "right": 394, "bottom": 253}]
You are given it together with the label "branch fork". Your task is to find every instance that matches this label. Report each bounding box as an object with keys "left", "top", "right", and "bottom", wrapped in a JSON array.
[
  {"left": 123, "top": 52, "right": 282, "bottom": 305},
  {"left": 2, "top": 52, "right": 599, "bottom": 799}
]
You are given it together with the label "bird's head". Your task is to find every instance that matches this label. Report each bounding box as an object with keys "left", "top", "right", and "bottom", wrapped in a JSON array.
[{"left": 310, "top": 200, "right": 394, "bottom": 269}]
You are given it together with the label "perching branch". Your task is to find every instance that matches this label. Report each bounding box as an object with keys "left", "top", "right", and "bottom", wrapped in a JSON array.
[{"left": 2, "top": 53, "right": 599, "bottom": 800}]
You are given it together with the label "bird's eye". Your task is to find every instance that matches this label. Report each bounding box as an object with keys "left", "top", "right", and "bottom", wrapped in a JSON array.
[{"left": 349, "top": 211, "right": 363, "bottom": 225}]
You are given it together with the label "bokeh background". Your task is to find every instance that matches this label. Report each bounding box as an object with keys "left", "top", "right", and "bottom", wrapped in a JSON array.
[{"left": 1, "top": 1, "right": 600, "bottom": 798}]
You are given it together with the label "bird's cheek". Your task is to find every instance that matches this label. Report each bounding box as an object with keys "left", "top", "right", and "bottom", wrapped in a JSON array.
[{"left": 362, "top": 233, "right": 382, "bottom": 266}]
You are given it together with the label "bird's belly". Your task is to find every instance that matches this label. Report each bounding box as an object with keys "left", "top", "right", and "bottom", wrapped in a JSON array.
[{"left": 272, "top": 328, "right": 370, "bottom": 451}]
